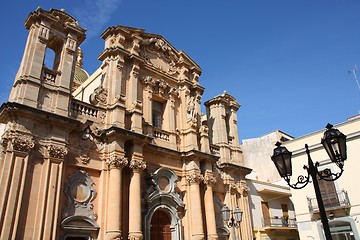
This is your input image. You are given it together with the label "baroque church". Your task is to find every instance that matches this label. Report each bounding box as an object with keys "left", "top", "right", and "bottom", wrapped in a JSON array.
[{"left": 0, "top": 8, "right": 254, "bottom": 240}]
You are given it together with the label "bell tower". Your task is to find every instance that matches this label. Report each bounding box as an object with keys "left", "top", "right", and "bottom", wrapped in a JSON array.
[{"left": 9, "top": 8, "right": 86, "bottom": 116}]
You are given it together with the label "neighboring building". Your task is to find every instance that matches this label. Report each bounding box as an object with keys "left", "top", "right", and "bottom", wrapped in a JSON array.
[
  {"left": 0, "top": 8, "right": 255, "bottom": 240},
  {"left": 283, "top": 116, "right": 360, "bottom": 240},
  {"left": 242, "top": 131, "right": 300, "bottom": 240}
]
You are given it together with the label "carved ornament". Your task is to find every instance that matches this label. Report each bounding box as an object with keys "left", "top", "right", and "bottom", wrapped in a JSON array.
[
  {"left": 130, "top": 158, "right": 146, "bottom": 172},
  {"left": 140, "top": 37, "right": 183, "bottom": 76},
  {"left": 47, "top": 144, "right": 68, "bottom": 159},
  {"left": 186, "top": 171, "right": 204, "bottom": 185},
  {"left": 62, "top": 169, "right": 97, "bottom": 221},
  {"left": 89, "top": 86, "right": 108, "bottom": 105},
  {"left": 2, "top": 131, "right": 35, "bottom": 153},
  {"left": 204, "top": 171, "right": 217, "bottom": 186},
  {"left": 106, "top": 155, "right": 128, "bottom": 169},
  {"left": 141, "top": 76, "right": 177, "bottom": 99}
]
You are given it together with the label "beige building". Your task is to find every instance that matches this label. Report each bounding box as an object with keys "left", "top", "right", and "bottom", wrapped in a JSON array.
[
  {"left": 242, "top": 131, "right": 300, "bottom": 240},
  {"left": 0, "top": 8, "right": 256, "bottom": 240},
  {"left": 283, "top": 116, "right": 360, "bottom": 240}
]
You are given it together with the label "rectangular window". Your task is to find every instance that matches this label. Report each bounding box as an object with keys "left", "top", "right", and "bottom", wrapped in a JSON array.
[{"left": 152, "top": 100, "right": 163, "bottom": 129}]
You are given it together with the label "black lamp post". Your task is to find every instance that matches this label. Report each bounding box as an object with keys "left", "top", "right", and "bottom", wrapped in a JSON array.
[
  {"left": 271, "top": 123, "right": 347, "bottom": 240},
  {"left": 221, "top": 204, "right": 243, "bottom": 239}
]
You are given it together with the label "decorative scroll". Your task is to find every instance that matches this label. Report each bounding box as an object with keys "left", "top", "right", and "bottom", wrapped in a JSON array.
[{"left": 141, "top": 76, "right": 177, "bottom": 99}]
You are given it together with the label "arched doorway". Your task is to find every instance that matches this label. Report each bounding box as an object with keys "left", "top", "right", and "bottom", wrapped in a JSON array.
[{"left": 151, "top": 210, "right": 172, "bottom": 240}]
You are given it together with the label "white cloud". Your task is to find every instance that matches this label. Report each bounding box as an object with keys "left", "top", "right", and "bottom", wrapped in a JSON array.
[{"left": 73, "top": 0, "right": 123, "bottom": 39}]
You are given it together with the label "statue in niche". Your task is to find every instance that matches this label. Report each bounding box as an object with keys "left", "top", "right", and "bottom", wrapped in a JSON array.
[{"left": 187, "top": 95, "right": 196, "bottom": 120}]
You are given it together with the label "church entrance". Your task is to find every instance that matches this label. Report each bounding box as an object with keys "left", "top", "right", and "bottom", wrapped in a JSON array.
[{"left": 150, "top": 210, "right": 172, "bottom": 240}]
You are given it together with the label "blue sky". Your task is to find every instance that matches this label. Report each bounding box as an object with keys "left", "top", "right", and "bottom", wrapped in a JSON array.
[{"left": 1, "top": 1, "right": 360, "bottom": 140}]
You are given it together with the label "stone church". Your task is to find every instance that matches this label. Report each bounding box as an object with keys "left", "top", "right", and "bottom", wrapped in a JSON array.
[{"left": 0, "top": 8, "right": 253, "bottom": 240}]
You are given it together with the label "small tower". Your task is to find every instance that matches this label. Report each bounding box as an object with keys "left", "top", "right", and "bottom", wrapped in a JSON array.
[
  {"left": 205, "top": 91, "right": 243, "bottom": 164},
  {"left": 9, "top": 8, "right": 86, "bottom": 116}
]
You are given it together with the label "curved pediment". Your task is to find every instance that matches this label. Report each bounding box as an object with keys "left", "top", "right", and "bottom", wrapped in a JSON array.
[{"left": 100, "top": 26, "right": 201, "bottom": 81}]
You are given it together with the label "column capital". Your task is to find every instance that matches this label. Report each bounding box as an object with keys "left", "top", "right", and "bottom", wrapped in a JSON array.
[
  {"left": 106, "top": 155, "right": 128, "bottom": 170},
  {"left": 203, "top": 171, "right": 216, "bottom": 186},
  {"left": 237, "top": 180, "right": 250, "bottom": 196},
  {"left": 2, "top": 131, "right": 35, "bottom": 153},
  {"left": 186, "top": 171, "right": 204, "bottom": 185},
  {"left": 129, "top": 156, "right": 146, "bottom": 173},
  {"left": 128, "top": 233, "right": 143, "bottom": 240},
  {"left": 47, "top": 144, "right": 68, "bottom": 159}
]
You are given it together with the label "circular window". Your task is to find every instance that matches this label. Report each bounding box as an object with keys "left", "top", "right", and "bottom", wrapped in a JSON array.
[
  {"left": 71, "top": 182, "right": 90, "bottom": 202},
  {"left": 158, "top": 176, "right": 170, "bottom": 192}
]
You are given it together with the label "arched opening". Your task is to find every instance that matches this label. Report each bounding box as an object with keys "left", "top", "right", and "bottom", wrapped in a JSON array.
[{"left": 150, "top": 210, "right": 172, "bottom": 240}]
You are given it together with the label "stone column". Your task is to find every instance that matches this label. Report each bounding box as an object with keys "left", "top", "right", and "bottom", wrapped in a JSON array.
[
  {"left": 186, "top": 170, "right": 205, "bottom": 240},
  {"left": 128, "top": 153, "right": 146, "bottom": 240},
  {"left": 203, "top": 171, "right": 218, "bottom": 240},
  {"left": 0, "top": 132, "right": 35, "bottom": 240},
  {"left": 105, "top": 155, "right": 128, "bottom": 240}
]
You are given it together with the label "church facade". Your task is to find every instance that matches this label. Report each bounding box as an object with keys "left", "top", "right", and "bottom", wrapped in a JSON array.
[{"left": 0, "top": 8, "right": 254, "bottom": 240}]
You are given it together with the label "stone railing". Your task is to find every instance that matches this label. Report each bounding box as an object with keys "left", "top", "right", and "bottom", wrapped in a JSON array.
[
  {"left": 153, "top": 128, "right": 170, "bottom": 142},
  {"left": 70, "top": 99, "right": 103, "bottom": 122},
  {"left": 210, "top": 144, "right": 220, "bottom": 156},
  {"left": 41, "top": 67, "right": 58, "bottom": 83}
]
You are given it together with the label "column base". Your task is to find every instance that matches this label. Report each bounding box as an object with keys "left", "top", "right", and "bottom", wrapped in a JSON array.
[{"left": 105, "top": 231, "right": 122, "bottom": 240}]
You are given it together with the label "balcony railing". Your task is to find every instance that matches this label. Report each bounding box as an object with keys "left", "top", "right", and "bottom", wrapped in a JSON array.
[
  {"left": 262, "top": 217, "right": 297, "bottom": 228},
  {"left": 307, "top": 189, "right": 350, "bottom": 213}
]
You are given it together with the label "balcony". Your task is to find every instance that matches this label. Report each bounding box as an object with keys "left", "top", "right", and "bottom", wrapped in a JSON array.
[
  {"left": 262, "top": 217, "right": 297, "bottom": 229},
  {"left": 307, "top": 190, "right": 351, "bottom": 218}
]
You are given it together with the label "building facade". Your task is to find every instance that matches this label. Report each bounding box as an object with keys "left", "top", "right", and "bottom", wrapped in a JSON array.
[
  {"left": 283, "top": 117, "right": 360, "bottom": 240},
  {"left": 0, "top": 8, "right": 254, "bottom": 240},
  {"left": 242, "top": 131, "right": 300, "bottom": 240}
]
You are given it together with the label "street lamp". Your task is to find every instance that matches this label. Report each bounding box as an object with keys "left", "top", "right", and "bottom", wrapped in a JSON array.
[
  {"left": 221, "top": 204, "right": 243, "bottom": 239},
  {"left": 221, "top": 205, "right": 243, "bottom": 228},
  {"left": 271, "top": 123, "right": 347, "bottom": 240}
]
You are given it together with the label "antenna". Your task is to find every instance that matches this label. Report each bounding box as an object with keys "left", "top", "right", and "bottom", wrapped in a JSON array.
[
  {"left": 350, "top": 65, "right": 360, "bottom": 91},
  {"left": 349, "top": 64, "right": 360, "bottom": 114}
]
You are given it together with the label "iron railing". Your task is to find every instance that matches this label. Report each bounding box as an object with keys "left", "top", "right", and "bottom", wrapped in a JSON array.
[
  {"left": 262, "top": 217, "right": 297, "bottom": 228},
  {"left": 307, "top": 189, "right": 350, "bottom": 212}
]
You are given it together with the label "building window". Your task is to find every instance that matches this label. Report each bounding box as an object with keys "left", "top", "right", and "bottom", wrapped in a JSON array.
[{"left": 152, "top": 100, "right": 164, "bottom": 128}]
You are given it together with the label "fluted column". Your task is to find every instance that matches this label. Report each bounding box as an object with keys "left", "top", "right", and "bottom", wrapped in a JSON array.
[
  {"left": 203, "top": 171, "right": 218, "bottom": 240},
  {"left": 186, "top": 170, "right": 205, "bottom": 240},
  {"left": 128, "top": 154, "right": 146, "bottom": 240},
  {"left": 105, "top": 155, "right": 128, "bottom": 240}
]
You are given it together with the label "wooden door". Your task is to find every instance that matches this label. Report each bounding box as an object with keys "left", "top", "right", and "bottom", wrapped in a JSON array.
[
  {"left": 151, "top": 210, "right": 172, "bottom": 240},
  {"left": 319, "top": 171, "right": 339, "bottom": 208}
]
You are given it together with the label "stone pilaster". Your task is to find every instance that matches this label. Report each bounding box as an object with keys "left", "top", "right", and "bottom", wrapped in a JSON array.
[
  {"left": 186, "top": 170, "right": 205, "bottom": 240},
  {"left": 203, "top": 171, "right": 218, "bottom": 240},
  {"left": 128, "top": 153, "right": 146, "bottom": 240},
  {"left": 237, "top": 180, "right": 253, "bottom": 240},
  {"left": 0, "top": 132, "right": 35, "bottom": 240},
  {"left": 105, "top": 154, "right": 128, "bottom": 240}
]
